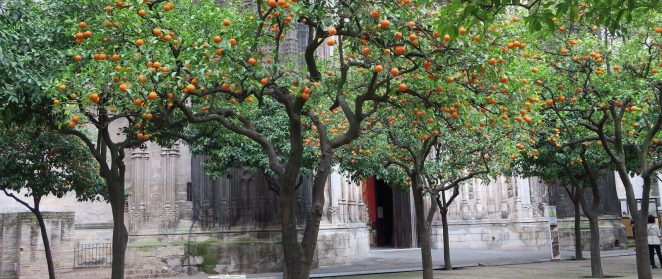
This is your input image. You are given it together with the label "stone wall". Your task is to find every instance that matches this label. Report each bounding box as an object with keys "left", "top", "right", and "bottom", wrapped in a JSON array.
[
  {"left": 430, "top": 219, "right": 550, "bottom": 250},
  {"left": 317, "top": 223, "right": 370, "bottom": 266},
  {"left": 121, "top": 224, "right": 369, "bottom": 275},
  {"left": 0, "top": 212, "right": 75, "bottom": 279},
  {"left": 557, "top": 215, "right": 627, "bottom": 251}
]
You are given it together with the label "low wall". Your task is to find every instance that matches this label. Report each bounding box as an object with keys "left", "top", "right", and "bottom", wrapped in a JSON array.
[
  {"left": 122, "top": 221, "right": 369, "bottom": 275},
  {"left": 430, "top": 218, "right": 551, "bottom": 250},
  {"left": 557, "top": 215, "right": 627, "bottom": 251},
  {"left": 0, "top": 211, "right": 75, "bottom": 279}
]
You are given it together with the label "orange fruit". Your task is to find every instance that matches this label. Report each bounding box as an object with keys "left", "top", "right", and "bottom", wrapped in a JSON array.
[
  {"left": 136, "top": 39, "right": 144, "bottom": 46},
  {"left": 394, "top": 45, "right": 406, "bottom": 55},
  {"left": 119, "top": 83, "right": 128, "bottom": 92},
  {"left": 267, "top": 0, "right": 276, "bottom": 7},
  {"left": 186, "top": 84, "right": 195, "bottom": 92},
  {"left": 248, "top": 57, "right": 257, "bottom": 65},
  {"left": 380, "top": 19, "right": 390, "bottom": 29},
  {"left": 443, "top": 34, "right": 451, "bottom": 42},
  {"left": 375, "top": 65, "right": 383, "bottom": 73},
  {"left": 213, "top": 36, "right": 221, "bottom": 43},
  {"left": 74, "top": 55, "right": 82, "bottom": 62},
  {"left": 148, "top": 92, "right": 158, "bottom": 100},
  {"left": 90, "top": 93, "right": 100, "bottom": 103},
  {"left": 53, "top": 99, "right": 60, "bottom": 105},
  {"left": 163, "top": 2, "right": 173, "bottom": 11},
  {"left": 229, "top": 38, "right": 237, "bottom": 46},
  {"left": 459, "top": 27, "right": 466, "bottom": 35},
  {"left": 328, "top": 27, "right": 337, "bottom": 36},
  {"left": 223, "top": 19, "right": 231, "bottom": 26},
  {"left": 326, "top": 38, "right": 336, "bottom": 46},
  {"left": 370, "top": 10, "right": 380, "bottom": 19},
  {"left": 58, "top": 84, "right": 67, "bottom": 91}
]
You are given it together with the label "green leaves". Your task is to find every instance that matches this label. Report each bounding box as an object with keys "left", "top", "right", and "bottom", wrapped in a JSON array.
[{"left": 0, "top": 114, "right": 106, "bottom": 202}]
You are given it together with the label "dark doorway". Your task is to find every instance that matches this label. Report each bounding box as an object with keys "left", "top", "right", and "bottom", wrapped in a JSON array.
[
  {"left": 375, "top": 179, "right": 394, "bottom": 247},
  {"left": 372, "top": 179, "right": 413, "bottom": 248}
]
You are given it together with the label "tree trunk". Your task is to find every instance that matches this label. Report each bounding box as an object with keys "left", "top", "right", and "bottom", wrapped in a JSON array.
[
  {"left": 587, "top": 216, "right": 604, "bottom": 278},
  {"left": 108, "top": 176, "right": 128, "bottom": 279},
  {"left": 633, "top": 218, "right": 652, "bottom": 279},
  {"left": 412, "top": 176, "right": 433, "bottom": 279},
  {"left": 573, "top": 199, "right": 584, "bottom": 261},
  {"left": 33, "top": 197, "right": 56, "bottom": 279},
  {"left": 616, "top": 170, "right": 652, "bottom": 279},
  {"left": 279, "top": 178, "right": 306, "bottom": 279},
  {"left": 441, "top": 209, "right": 451, "bottom": 270}
]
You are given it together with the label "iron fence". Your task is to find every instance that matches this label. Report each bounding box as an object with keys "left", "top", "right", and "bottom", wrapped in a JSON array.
[{"left": 74, "top": 243, "right": 112, "bottom": 268}]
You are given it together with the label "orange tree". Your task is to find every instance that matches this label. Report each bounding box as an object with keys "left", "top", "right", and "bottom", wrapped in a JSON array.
[
  {"left": 336, "top": 102, "right": 511, "bottom": 276},
  {"left": 0, "top": 115, "right": 106, "bottom": 279},
  {"left": 52, "top": 0, "right": 445, "bottom": 278},
  {"left": 48, "top": 1, "right": 193, "bottom": 278},
  {"left": 518, "top": 12, "right": 662, "bottom": 279},
  {"left": 334, "top": 13, "right": 542, "bottom": 277}
]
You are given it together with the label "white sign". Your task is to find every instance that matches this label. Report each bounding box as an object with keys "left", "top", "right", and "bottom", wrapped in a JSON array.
[{"left": 546, "top": 206, "right": 558, "bottom": 225}]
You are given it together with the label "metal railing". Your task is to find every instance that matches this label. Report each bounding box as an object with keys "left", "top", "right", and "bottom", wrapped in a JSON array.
[{"left": 74, "top": 243, "right": 112, "bottom": 268}]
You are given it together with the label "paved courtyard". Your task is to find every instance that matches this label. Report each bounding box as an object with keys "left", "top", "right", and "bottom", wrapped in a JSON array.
[
  {"left": 167, "top": 248, "right": 638, "bottom": 279},
  {"left": 321, "top": 255, "right": 658, "bottom": 279}
]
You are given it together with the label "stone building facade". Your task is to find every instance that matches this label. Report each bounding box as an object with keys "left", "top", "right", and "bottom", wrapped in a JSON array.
[{"left": 0, "top": 137, "right": 631, "bottom": 278}]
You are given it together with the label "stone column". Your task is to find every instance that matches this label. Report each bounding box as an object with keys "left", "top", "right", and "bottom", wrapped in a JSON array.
[
  {"left": 461, "top": 181, "right": 470, "bottom": 220},
  {"left": 329, "top": 170, "right": 342, "bottom": 224},
  {"left": 160, "top": 144, "right": 180, "bottom": 229},
  {"left": 475, "top": 179, "right": 485, "bottom": 220},
  {"left": 130, "top": 148, "right": 150, "bottom": 232},
  {"left": 500, "top": 176, "right": 510, "bottom": 219},
  {"left": 516, "top": 176, "right": 533, "bottom": 219}
]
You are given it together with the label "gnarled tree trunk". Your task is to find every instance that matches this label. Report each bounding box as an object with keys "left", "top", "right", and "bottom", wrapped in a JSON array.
[
  {"left": 33, "top": 197, "right": 56, "bottom": 279},
  {"left": 412, "top": 175, "right": 433, "bottom": 279},
  {"left": 440, "top": 207, "right": 451, "bottom": 270},
  {"left": 108, "top": 175, "right": 128, "bottom": 279},
  {"left": 617, "top": 170, "right": 652, "bottom": 279},
  {"left": 573, "top": 198, "right": 584, "bottom": 261}
]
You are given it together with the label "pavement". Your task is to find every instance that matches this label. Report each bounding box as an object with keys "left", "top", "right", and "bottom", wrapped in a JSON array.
[{"left": 166, "top": 248, "right": 639, "bottom": 279}]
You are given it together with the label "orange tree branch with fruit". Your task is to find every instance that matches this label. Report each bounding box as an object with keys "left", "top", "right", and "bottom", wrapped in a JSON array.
[
  {"left": 52, "top": 0, "right": 494, "bottom": 278},
  {"left": 333, "top": 12, "right": 545, "bottom": 275},
  {"left": 515, "top": 10, "right": 662, "bottom": 278}
]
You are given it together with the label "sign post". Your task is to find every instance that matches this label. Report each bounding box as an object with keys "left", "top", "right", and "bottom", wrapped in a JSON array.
[{"left": 546, "top": 206, "right": 560, "bottom": 260}]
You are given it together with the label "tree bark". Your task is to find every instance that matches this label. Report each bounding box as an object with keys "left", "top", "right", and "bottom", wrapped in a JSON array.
[
  {"left": 279, "top": 176, "right": 307, "bottom": 279},
  {"left": 108, "top": 175, "right": 128, "bottom": 279},
  {"left": 573, "top": 198, "right": 584, "bottom": 261},
  {"left": 411, "top": 176, "right": 434, "bottom": 279},
  {"left": 33, "top": 197, "right": 56, "bottom": 279},
  {"left": 441, "top": 208, "right": 451, "bottom": 270},
  {"left": 617, "top": 169, "right": 652, "bottom": 279},
  {"left": 587, "top": 215, "right": 604, "bottom": 278}
]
